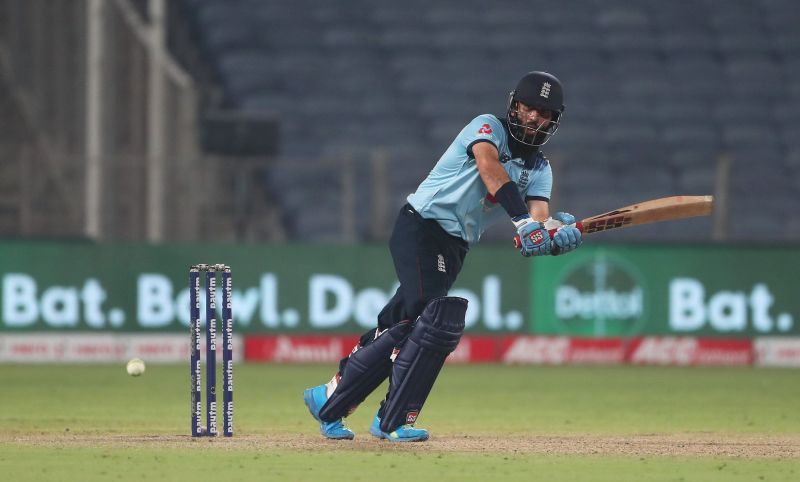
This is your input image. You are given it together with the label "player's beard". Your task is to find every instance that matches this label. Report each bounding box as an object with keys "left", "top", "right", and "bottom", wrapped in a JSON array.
[{"left": 510, "top": 115, "right": 544, "bottom": 145}]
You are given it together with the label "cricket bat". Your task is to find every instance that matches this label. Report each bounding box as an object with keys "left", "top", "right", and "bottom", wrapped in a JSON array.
[{"left": 514, "top": 195, "right": 714, "bottom": 247}]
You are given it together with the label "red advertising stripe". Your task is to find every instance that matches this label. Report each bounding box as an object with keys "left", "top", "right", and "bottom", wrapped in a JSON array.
[
  {"left": 568, "top": 338, "right": 626, "bottom": 364},
  {"left": 627, "top": 337, "right": 697, "bottom": 365},
  {"left": 500, "top": 336, "right": 570, "bottom": 364},
  {"left": 243, "top": 335, "right": 754, "bottom": 366},
  {"left": 447, "top": 336, "right": 500, "bottom": 363},
  {"left": 694, "top": 338, "right": 753, "bottom": 365},
  {"left": 244, "top": 335, "right": 502, "bottom": 363},
  {"left": 754, "top": 337, "right": 800, "bottom": 367},
  {"left": 244, "top": 335, "right": 359, "bottom": 363},
  {"left": 626, "top": 337, "right": 752, "bottom": 366},
  {"left": 498, "top": 336, "right": 625, "bottom": 365}
]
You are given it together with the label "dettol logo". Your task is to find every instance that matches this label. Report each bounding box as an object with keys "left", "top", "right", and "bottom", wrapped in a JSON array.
[{"left": 554, "top": 252, "right": 647, "bottom": 336}]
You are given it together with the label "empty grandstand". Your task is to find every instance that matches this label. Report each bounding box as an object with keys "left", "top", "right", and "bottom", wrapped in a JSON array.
[{"left": 1, "top": 0, "right": 798, "bottom": 242}]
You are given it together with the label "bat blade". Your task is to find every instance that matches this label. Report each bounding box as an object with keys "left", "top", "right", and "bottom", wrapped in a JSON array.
[
  {"left": 577, "top": 195, "right": 714, "bottom": 234},
  {"left": 513, "top": 195, "right": 714, "bottom": 249}
]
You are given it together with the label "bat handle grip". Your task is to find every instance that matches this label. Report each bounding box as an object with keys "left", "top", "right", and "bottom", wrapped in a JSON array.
[{"left": 546, "top": 222, "right": 585, "bottom": 238}]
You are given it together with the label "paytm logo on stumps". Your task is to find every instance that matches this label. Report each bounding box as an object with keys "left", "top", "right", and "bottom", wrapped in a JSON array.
[{"left": 553, "top": 253, "right": 647, "bottom": 337}]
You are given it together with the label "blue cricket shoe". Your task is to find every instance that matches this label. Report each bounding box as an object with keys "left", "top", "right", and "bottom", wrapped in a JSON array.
[
  {"left": 303, "top": 384, "right": 355, "bottom": 440},
  {"left": 369, "top": 410, "right": 429, "bottom": 442}
]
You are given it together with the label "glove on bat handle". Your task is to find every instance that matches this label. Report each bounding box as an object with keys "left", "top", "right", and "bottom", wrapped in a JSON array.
[{"left": 513, "top": 221, "right": 584, "bottom": 249}]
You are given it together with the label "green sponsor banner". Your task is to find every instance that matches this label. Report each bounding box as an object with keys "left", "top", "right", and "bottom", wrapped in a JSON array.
[
  {"left": 0, "top": 241, "right": 527, "bottom": 333},
  {"left": 531, "top": 245, "right": 800, "bottom": 337}
]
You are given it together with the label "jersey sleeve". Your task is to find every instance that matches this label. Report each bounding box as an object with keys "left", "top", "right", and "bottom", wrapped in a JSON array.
[
  {"left": 525, "top": 162, "right": 553, "bottom": 201},
  {"left": 459, "top": 115, "right": 505, "bottom": 157}
]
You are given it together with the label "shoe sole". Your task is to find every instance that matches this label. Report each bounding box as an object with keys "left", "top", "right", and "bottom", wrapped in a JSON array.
[
  {"left": 384, "top": 433, "right": 429, "bottom": 442},
  {"left": 371, "top": 416, "right": 428, "bottom": 442},
  {"left": 323, "top": 429, "right": 355, "bottom": 440},
  {"left": 302, "top": 388, "right": 322, "bottom": 422},
  {"left": 370, "top": 426, "right": 428, "bottom": 442}
]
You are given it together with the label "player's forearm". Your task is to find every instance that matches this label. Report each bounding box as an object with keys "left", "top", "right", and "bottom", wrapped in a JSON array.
[
  {"left": 527, "top": 200, "right": 549, "bottom": 221},
  {"left": 476, "top": 157, "right": 511, "bottom": 195},
  {"left": 475, "top": 149, "right": 528, "bottom": 219}
]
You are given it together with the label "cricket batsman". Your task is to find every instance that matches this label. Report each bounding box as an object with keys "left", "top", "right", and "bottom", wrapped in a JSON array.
[{"left": 304, "top": 71, "right": 583, "bottom": 441}]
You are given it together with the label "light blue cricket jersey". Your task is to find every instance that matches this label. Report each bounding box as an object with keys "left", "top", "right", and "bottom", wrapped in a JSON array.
[{"left": 407, "top": 114, "right": 553, "bottom": 244}]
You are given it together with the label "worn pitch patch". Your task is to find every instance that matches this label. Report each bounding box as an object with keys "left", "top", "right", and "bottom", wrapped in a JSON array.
[{"left": 3, "top": 433, "right": 800, "bottom": 458}]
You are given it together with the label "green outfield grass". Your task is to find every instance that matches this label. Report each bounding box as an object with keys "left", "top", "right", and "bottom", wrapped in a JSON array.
[{"left": 1, "top": 363, "right": 799, "bottom": 481}]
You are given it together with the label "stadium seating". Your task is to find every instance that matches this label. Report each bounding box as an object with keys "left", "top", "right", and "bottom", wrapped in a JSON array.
[{"left": 184, "top": 0, "right": 800, "bottom": 242}]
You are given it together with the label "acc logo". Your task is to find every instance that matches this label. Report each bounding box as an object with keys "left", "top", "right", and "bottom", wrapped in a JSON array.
[
  {"left": 553, "top": 253, "right": 648, "bottom": 336},
  {"left": 477, "top": 123, "right": 492, "bottom": 134},
  {"left": 405, "top": 411, "right": 419, "bottom": 424}
]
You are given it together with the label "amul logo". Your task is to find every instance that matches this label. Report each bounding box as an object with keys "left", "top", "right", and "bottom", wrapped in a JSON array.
[{"left": 554, "top": 253, "right": 647, "bottom": 336}]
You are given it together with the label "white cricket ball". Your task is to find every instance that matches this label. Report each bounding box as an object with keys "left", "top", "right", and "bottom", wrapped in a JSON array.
[{"left": 126, "top": 358, "right": 146, "bottom": 376}]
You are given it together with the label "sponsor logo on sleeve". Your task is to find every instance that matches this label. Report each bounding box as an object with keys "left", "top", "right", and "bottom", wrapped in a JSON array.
[{"left": 477, "top": 123, "right": 493, "bottom": 135}]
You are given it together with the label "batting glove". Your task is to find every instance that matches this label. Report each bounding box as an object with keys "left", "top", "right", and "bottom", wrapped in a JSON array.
[
  {"left": 551, "top": 211, "right": 582, "bottom": 255},
  {"left": 513, "top": 215, "right": 552, "bottom": 257}
]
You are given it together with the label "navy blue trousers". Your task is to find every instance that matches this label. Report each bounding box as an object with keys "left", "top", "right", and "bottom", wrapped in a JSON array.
[
  {"left": 379, "top": 204, "right": 469, "bottom": 330},
  {"left": 340, "top": 203, "right": 469, "bottom": 372}
]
